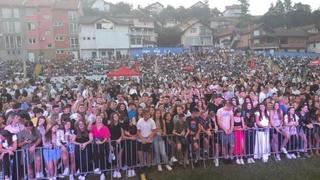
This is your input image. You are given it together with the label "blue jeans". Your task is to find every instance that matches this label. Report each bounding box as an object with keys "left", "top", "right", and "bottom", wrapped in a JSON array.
[{"left": 153, "top": 135, "right": 168, "bottom": 165}]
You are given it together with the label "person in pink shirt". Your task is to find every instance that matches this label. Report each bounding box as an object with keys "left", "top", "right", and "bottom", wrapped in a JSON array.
[{"left": 89, "top": 113, "right": 111, "bottom": 179}]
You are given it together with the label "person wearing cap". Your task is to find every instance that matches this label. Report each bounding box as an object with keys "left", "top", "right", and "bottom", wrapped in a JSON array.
[
  {"left": 137, "top": 109, "right": 156, "bottom": 166},
  {"left": 217, "top": 100, "right": 234, "bottom": 161}
]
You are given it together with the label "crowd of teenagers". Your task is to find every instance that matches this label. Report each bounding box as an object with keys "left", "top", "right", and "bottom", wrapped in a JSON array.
[{"left": 0, "top": 51, "right": 320, "bottom": 180}]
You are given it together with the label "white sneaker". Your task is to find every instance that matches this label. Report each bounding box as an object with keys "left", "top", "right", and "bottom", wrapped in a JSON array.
[
  {"left": 35, "top": 172, "right": 43, "bottom": 178},
  {"left": 165, "top": 164, "right": 172, "bottom": 171},
  {"left": 276, "top": 154, "right": 281, "bottom": 161},
  {"left": 170, "top": 156, "right": 178, "bottom": 163},
  {"left": 132, "top": 169, "right": 136, "bottom": 177},
  {"left": 247, "top": 158, "right": 252, "bottom": 164},
  {"left": 290, "top": 154, "right": 296, "bottom": 159},
  {"left": 250, "top": 158, "right": 255, "bottom": 163},
  {"left": 116, "top": 171, "right": 122, "bottom": 178},
  {"left": 281, "top": 147, "right": 288, "bottom": 154},
  {"left": 127, "top": 170, "right": 133, "bottom": 178},
  {"left": 63, "top": 167, "right": 70, "bottom": 176},
  {"left": 262, "top": 157, "right": 268, "bottom": 163},
  {"left": 214, "top": 158, "right": 219, "bottom": 167},
  {"left": 285, "top": 153, "right": 292, "bottom": 159},
  {"left": 157, "top": 165, "right": 163, "bottom": 171},
  {"left": 113, "top": 171, "right": 118, "bottom": 178},
  {"left": 94, "top": 168, "right": 101, "bottom": 174},
  {"left": 100, "top": 173, "right": 106, "bottom": 180},
  {"left": 79, "top": 175, "right": 85, "bottom": 180},
  {"left": 236, "top": 158, "right": 241, "bottom": 165},
  {"left": 69, "top": 175, "right": 74, "bottom": 180},
  {"left": 240, "top": 158, "right": 245, "bottom": 165}
]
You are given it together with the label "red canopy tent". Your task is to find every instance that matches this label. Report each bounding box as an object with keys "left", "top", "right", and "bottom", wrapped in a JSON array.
[
  {"left": 107, "top": 66, "right": 141, "bottom": 77},
  {"left": 308, "top": 59, "right": 320, "bottom": 66}
]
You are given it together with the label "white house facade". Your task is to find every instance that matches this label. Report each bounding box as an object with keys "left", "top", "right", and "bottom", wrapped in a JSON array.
[
  {"left": 180, "top": 20, "right": 213, "bottom": 48},
  {"left": 79, "top": 16, "right": 131, "bottom": 59}
]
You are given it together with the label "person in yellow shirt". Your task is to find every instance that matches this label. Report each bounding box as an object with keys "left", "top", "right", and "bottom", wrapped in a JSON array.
[{"left": 31, "top": 107, "right": 45, "bottom": 126}]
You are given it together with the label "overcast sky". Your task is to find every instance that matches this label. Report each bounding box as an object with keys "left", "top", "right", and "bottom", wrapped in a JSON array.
[{"left": 109, "top": 0, "right": 320, "bottom": 15}]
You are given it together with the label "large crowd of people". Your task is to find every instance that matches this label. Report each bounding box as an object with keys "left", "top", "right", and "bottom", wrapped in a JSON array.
[{"left": 0, "top": 51, "right": 319, "bottom": 180}]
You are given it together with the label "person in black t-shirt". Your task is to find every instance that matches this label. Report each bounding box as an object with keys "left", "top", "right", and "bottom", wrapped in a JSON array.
[
  {"left": 208, "top": 95, "right": 223, "bottom": 114},
  {"left": 186, "top": 108, "right": 201, "bottom": 162},
  {"left": 122, "top": 118, "right": 138, "bottom": 178},
  {"left": 109, "top": 113, "right": 124, "bottom": 178}
]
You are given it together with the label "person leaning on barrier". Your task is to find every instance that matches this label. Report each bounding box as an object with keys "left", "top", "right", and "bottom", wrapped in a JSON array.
[
  {"left": 186, "top": 108, "right": 201, "bottom": 163},
  {"left": 0, "top": 129, "right": 17, "bottom": 180}
]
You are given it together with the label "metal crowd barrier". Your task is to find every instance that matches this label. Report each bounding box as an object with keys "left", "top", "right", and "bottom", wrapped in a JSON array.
[{"left": 1, "top": 125, "right": 320, "bottom": 180}]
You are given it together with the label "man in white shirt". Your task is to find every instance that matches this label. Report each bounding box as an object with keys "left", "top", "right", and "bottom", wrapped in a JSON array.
[{"left": 137, "top": 109, "right": 156, "bottom": 166}]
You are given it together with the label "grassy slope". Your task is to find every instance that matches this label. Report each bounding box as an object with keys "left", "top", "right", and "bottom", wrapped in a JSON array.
[{"left": 146, "top": 157, "right": 320, "bottom": 180}]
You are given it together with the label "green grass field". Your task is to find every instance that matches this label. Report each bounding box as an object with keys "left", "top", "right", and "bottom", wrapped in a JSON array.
[{"left": 145, "top": 157, "right": 320, "bottom": 180}]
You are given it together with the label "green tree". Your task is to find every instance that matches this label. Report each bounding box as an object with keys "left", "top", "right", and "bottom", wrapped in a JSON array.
[
  {"left": 110, "top": 2, "right": 133, "bottom": 16},
  {"left": 283, "top": 0, "right": 292, "bottom": 13},
  {"left": 238, "top": 0, "right": 250, "bottom": 15}
]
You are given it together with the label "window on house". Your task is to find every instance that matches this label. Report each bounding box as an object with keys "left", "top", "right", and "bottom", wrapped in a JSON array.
[
  {"left": 253, "top": 39, "right": 260, "bottom": 44},
  {"left": 314, "top": 43, "right": 316, "bottom": 48},
  {"left": 190, "top": 28, "right": 197, "bottom": 33},
  {"left": 13, "top": 8, "right": 19, "bottom": 18},
  {"left": 2, "top": 8, "right": 12, "bottom": 18},
  {"left": 54, "top": 21, "right": 64, "bottom": 27},
  {"left": 68, "top": 11, "right": 77, "bottom": 21},
  {"left": 9, "top": 36, "right": 15, "bottom": 48},
  {"left": 87, "top": 37, "right": 91, "bottom": 40},
  {"left": 48, "top": 44, "right": 52, "bottom": 48},
  {"left": 93, "top": 37, "right": 96, "bottom": 40},
  {"left": 83, "top": 37, "right": 86, "bottom": 40},
  {"left": 7, "top": 51, "right": 10, "bottom": 55},
  {"left": 96, "top": 22, "right": 114, "bottom": 30},
  {"left": 16, "top": 36, "right": 22, "bottom": 48},
  {"left": 55, "top": 36, "right": 64, "bottom": 41},
  {"left": 5, "top": 36, "right": 10, "bottom": 48},
  {"left": 28, "top": 38, "right": 36, "bottom": 44},
  {"left": 69, "top": 23, "right": 78, "bottom": 33},
  {"left": 56, "top": 50, "right": 65, "bottom": 54},
  {"left": 14, "top": 22, "right": 21, "bottom": 33},
  {"left": 101, "top": 51, "right": 106, "bottom": 56},
  {"left": 200, "top": 26, "right": 207, "bottom": 34},
  {"left": 70, "top": 38, "right": 79, "bottom": 49},
  {"left": 27, "top": 23, "right": 36, "bottom": 31},
  {"left": 253, "top": 30, "right": 260, "bottom": 36},
  {"left": 3, "top": 22, "right": 15, "bottom": 33}
]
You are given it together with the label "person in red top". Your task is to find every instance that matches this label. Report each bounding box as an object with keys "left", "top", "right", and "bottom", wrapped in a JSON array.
[{"left": 89, "top": 113, "right": 111, "bottom": 179}]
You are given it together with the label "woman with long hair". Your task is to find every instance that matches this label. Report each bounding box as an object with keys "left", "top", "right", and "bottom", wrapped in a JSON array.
[
  {"left": 254, "top": 103, "right": 271, "bottom": 163},
  {"left": 269, "top": 102, "right": 287, "bottom": 160},
  {"left": 109, "top": 112, "right": 124, "bottom": 179},
  {"left": 163, "top": 112, "right": 177, "bottom": 164},
  {"left": 284, "top": 107, "right": 299, "bottom": 159},
  {"left": 233, "top": 108, "right": 245, "bottom": 165},
  {"left": 242, "top": 102, "right": 256, "bottom": 164},
  {"left": 42, "top": 123, "right": 61, "bottom": 178},
  {"left": 153, "top": 109, "right": 172, "bottom": 171},
  {"left": 73, "top": 120, "right": 93, "bottom": 180},
  {"left": 60, "top": 119, "right": 76, "bottom": 177}
]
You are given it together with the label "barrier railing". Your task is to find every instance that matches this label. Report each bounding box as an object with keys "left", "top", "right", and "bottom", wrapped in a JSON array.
[{"left": 1, "top": 125, "right": 320, "bottom": 179}]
